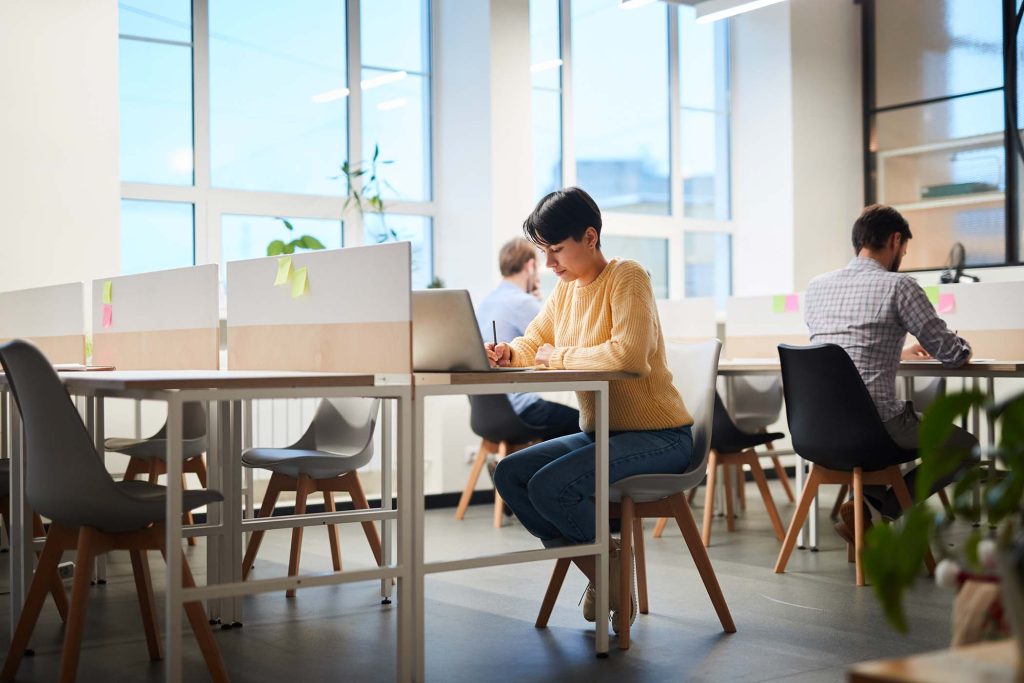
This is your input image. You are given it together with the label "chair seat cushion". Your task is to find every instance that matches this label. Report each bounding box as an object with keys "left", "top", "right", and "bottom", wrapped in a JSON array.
[
  {"left": 711, "top": 431, "right": 784, "bottom": 454},
  {"left": 104, "top": 436, "right": 208, "bottom": 460},
  {"left": 53, "top": 481, "right": 224, "bottom": 534},
  {"left": 242, "top": 448, "right": 364, "bottom": 479},
  {"left": 611, "top": 468, "right": 707, "bottom": 504}
]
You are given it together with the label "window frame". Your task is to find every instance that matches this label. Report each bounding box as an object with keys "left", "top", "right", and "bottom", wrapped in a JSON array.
[
  {"left": 540, "top": 0, "right": 734, "bottom": 299},
  {"left": 119, "top": 0, "right": 436, "bottom": 284}
]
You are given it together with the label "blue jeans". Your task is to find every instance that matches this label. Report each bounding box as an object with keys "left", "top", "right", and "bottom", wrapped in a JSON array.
[
  {"left": 516, "top": 399, "right": 581, "bottom": 441},
  {"left": 493, "top": 425, "right": 693, "bottom": 546}
]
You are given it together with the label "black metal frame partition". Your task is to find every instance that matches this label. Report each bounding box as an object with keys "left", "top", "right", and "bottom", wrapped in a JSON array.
[{"left": 858, "top": 0, "right": 1022, "bottom": 270}]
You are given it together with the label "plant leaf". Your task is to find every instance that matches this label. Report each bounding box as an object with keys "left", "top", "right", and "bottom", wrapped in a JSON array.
[
  {"left": 862, "top": 505, "right": 935, "bottom": 633},
  {"left": 915, "top": 391, "right": 986, "bottom": 502},
  {"left": 282, "top": 242, "right": 295, "bottom": 254},
  {"left": 266, "top": 240, "right": 285, "bottom": 256},
  {"left": 301, "top": 235, "right": 326, "bottom": 250}
]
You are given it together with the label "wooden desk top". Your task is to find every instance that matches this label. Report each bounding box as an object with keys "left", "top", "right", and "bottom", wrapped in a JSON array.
[
  {"left": 414, "top": 369, "right": 634, "bottom": 386},
  {"left": 57, "top": 370, "right": 385, "bottom": 391},
  {"left": 848, "top": 639, "right": 1018, "bottom": 683}
]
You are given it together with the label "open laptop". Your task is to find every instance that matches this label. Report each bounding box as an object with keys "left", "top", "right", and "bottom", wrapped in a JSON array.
[{"left": 412, "top": 289, "right": 530, "bottom": 372}]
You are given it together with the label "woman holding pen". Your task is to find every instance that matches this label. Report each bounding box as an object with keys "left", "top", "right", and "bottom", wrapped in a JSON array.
[{"left": 485, "top": 187, "right": 694, "bottom": 629}]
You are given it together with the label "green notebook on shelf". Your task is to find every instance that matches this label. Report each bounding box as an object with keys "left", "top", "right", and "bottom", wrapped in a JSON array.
[{"left": 921, "top": 182, "right": 998, "bottom": 199}]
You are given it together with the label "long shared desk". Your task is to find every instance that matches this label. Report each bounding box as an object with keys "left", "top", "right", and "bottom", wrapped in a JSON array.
[{"left": 2, "top": 368, "right": 626, "bottom": 683}]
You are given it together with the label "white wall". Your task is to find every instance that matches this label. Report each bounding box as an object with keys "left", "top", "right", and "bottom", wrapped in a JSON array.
[{"left": 0, "top": 0, "right": 120, "bottom": 294}]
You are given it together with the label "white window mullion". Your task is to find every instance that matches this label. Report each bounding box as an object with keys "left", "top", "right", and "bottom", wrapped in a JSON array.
[
  {"left": 559, "top": 0, "right": 575, "bottom": 187},
  {"left": 668, "top": 4, "right": 683, "bottom": 222},
  {"left": 346, "top": 0, "right": 365, "bottom": 247},
  {"left": 191, "top": 0, "right": 211, "bottom": 265}
]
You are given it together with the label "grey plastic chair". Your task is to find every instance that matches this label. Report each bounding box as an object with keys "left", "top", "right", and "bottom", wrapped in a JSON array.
[
  {"left": 105, "top": 401, "right": 209, "bottom": 546},
  {"left": 535, "top": 340, "right": 736, "bottom": 648},
  {"left": 723, "top": 375, "right": 795, "bottom": 503},
  {"left": 0, "top": 339, "right": 227, "bottom": 682},
  {"left": 241, "top": 397, "right": 382, "bottom": 597}
]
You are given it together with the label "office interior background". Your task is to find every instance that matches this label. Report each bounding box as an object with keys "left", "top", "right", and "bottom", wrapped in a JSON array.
[{"left": 0, "top": 0, "right": 1021, "bottom": 680}]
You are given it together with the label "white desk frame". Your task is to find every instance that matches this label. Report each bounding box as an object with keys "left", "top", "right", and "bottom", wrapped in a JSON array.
[
  {"left": 410, "top": 371, "right": 615, "bottom": 682},
  {"left": 6, "top": 371, "right": 414, "bottom": 683}
]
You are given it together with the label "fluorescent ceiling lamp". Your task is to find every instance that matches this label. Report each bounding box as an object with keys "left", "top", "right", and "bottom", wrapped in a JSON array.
[
  {"left": 695, "top": 0, "right": 788, "bottom": 24},
  {"left": 361, "top": 70, "right": 408, "bottom": 91},
  {"left": 530, "top": 58, "right": 562, "bottom": 73},
  {"left": 311, "top": 87, "right": 350, "bottom": 103},
  {"left": 376, "top": 97, "right": 408, "bottom": 112},
  {"left": 619, "top": 0, "right": 658, "bottom": 8}
]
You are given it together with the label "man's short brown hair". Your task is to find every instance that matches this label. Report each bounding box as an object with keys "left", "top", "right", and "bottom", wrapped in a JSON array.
[
  {"left": 852, "top": 204, "right": 912, "bottom": 253},
  {"left": 499, "top": 238, "right": 538, "bottom": 277}
]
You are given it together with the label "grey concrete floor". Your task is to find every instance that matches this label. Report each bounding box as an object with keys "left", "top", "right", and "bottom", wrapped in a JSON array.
[{"left": 0, "top": 481, "right": 958, "bottom": 682}]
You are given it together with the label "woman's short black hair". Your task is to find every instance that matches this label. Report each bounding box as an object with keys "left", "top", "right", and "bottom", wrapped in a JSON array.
[
  {"left": 852, "top": 204, "right": 912, "bottom": 252},
  {"left": 522, "top": 186, "right": 602, "bottom": 248}
]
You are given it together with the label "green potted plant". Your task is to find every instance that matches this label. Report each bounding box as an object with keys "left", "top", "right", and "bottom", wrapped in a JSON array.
[
  {"left": 338, "top": 144, "right": 398, "bottom": 244},
  {"left": 862, "top": 390, "right": 1024, "bottom": 648},
  {"left": 266, "top": 218, "right": 326, "bottom": 256}
]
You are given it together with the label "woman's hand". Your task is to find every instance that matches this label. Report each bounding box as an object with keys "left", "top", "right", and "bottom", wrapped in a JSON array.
[
  {"left": 485, "top": 342, "right": 511, "bottom": 367},
  {"left": 901, "top": 342, "right": 932, "bottom": 360},
  {"left": 535, "top": 343, "right": 555, "bottom": 367}
]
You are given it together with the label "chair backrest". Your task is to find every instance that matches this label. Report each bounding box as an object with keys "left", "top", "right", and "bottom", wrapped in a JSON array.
[
  {"left": 296, "top": 397, "right": 380, "bottom": 469},
  {"left": 468, "top": 394, "right": 546, "bottom": 445},
  {"left": 710, "top": 391, "right": 750, "bottom": 451},
  {"left": 151, "top": 401, "right": 208, "bottom": 441},
  {"left": 0, "top": 340, "right": 122, "bottom": 524},
  {"left": 778, "top": 343, "right": 914, "bottom": 471},
  {"left": 664, "top": 340, "right": 722, "bottom": 477},
  {"left": 728, "top": 375, "right": 783, "bottom": 432}
]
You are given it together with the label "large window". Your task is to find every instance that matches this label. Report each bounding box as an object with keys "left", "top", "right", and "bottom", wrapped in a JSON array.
[
  {"left": 866, "top": 0, "right": 1013, "bottom": 269},
  {"left": 529, "top": 0, "right": 732, "bottom": 299},
  {"left": 118, "top": 1, "right": 434, "bottom": 283}
]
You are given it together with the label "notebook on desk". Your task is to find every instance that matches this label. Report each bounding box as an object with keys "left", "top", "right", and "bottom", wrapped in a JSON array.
[{"left": 412, "top": 290, "right": 530, "bottom": 373}]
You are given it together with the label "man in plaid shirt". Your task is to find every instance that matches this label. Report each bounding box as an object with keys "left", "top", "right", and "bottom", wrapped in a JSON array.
[{"left": 804, "top": 205, "right": 977, "bottom": 541}]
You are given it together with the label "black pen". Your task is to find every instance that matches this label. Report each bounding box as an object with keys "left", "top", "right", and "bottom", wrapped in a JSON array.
[{"left": 492, "top": 320, "right": 498, "bottom": 347}]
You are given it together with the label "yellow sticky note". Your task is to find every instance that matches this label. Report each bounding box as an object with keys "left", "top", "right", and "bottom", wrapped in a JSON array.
[
  {"left": 290, "top": 267, "right": 308, "bottom": 299},
  {"left": 772, "top": 295, "right": 786, "bottom": 313},
  {"left": 274, "top": 256, "right": 292, "bottom": 286},
  {"left": 102, "top": 280, "right": 113, "bottom": 304},
  {"left": 924, "top": 285, "right": 940, "bottom": 305}
]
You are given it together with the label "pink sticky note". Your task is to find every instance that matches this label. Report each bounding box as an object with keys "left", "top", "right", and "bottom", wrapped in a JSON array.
[
  {"left": 784, "top": 294, "right": 799, "bottom": 313},
  {"left": 937, "top": 293, "right": 956, "bottom": 314},
  {"left": 102, "top": 304, "right": 113, "bottom": 329}
]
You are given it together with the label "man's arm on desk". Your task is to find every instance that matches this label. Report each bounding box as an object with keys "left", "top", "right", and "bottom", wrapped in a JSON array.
[{"left": 896, "top": 278, "right": 972, "bottom": 367}]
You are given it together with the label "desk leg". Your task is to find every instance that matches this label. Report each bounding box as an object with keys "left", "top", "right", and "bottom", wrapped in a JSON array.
[
  {"left": 381, "top": 400, "right": 394, "bottom": 602},
  {"left": 93, "top": 396, "right": 108, "bottom": 583},
  {"left": 227, "top": 400, "right": 244, "bottom": 625},
  {"left": 242, "top": 401, "right": 254, "bottom": 549},
  {"left": 795, "top": 456, "right": 805, "bottom": 549},
  {"left": 9, "top": 394, "right": 32, "bottom": 633},
  {"left": 206, "top": 401, "right": 226, "bottom": 623},
  {"left": 594, "top": 386, "right": 610, "bottom": 658},
  {"left": 165, "top": 398, "right": 184, "bottom": 683},
  {"left": 398, "top": 392, "right": 417, "bottom": 683}
]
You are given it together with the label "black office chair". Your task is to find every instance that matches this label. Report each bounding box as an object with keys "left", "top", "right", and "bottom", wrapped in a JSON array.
[
  {"left": 773, "top": 343, "right": 937, "bottom": 586},
  {"left": 654, "top": 393, "right": 786, "bottom": 546},
  {"left": 0, "top": 340, "right": 227, "bottom": 682},
  {"left": 454, "top": 394, "right": 547, "bottom": 527}
]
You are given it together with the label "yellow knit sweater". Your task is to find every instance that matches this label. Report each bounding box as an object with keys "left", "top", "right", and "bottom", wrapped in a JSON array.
[{"left": 509, "top": 258, "right": 693, "bottom": 432}]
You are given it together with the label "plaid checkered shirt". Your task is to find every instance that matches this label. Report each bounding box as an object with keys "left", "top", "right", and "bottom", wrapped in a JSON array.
[{"left": 804, "top": 256, "right": 972, "bottom": 421}]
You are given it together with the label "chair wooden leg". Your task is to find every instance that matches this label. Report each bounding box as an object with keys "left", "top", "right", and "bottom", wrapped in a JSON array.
[
  {"left": 58, "top": 527, "right": 99, "bottom": 683},
  {"left": 775, "top": 466, "right": 823, "bottom": 574},
  {"left": 190, "top": 456, "right": 209, "bottom": 488},
  {"left": 938, "top": 488, "right": 954, "bottom": 520},
  {"left": 736, "top": 464, "right": 747, "bottom": 511},
  {"left": 722, "top": 460, "right": 735, "bottom": 532},
  {"left": 241, "top": 473, "right": 284, "bottom": 580},
  {"left": 33, "top": 513, "right": 69, "bottom": 622},
  {"left": 831, "top": 484, "right": 849, "bottom": 521},
  {"left": 123, "top": 457, "right": 144, "bottom": 482},
  {"left": 347, "top": 474, "right": 384, "bottom": 567},
  {"left": 853, "top": 468, "right": 865, "bottom": 586},
  {"left": 748, "top": 456, "right": 785, "bottom": 541},
  {"left": 766, "top": 440, "right": 796, "bottom": 503},
  {"left": 160, "top": 544, "right": 229, "bottom": 683},
  {"left": 494, "top": 441, "right": 509, "bottom": 529},
  {"left": 455, "top": 441, "right": 490, "bottom": 521},
  {"left": 286, "top": 474, "right": 314, "bottom": 598},
  {"left": 535, "top": 558, "right": 572, "bottom": 628},
  {"left": 688, "top": 486, "right": 699, "bottom": 504},
  {"left": 129, "top": 549, "right": 162, "bottom": 661},
  {"left": 847, "top": 540, "right": 855, "bottom": 563},
  {"left": 632, "top": 517, "right": 649, "bottom": 615},
  {"left": 618, "top": 498, "right": 635, "bottom": 649},
  {"left": 889, "top": 468, "right": 937, "bottom": 575},
  {"left": 669, "top": 495, "right": 736, "bottom": 633},
  {"left": 1, "top": 525, "right": 72, "bottom": 682},
  {"left": 147, "top": 459, "right": 161, "bottom": 483},
  {"left": 652, "top": 516, "right": 668, "bottom": 538},
  {"left": 702, "top": 453, "right": 719, "bottom": 547},
  {"left": 182, "top": 474, "right": 197, "bottom": 547},
  {"left": 323, "top": 487, "right": 343, "bottom": 572}
]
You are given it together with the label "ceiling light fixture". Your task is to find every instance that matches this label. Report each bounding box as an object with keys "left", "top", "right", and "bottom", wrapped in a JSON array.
[
  {"left": 530, "top": 58, "right": 563, "bottom": 73},
  {"left": 310, "top": 87, "right": 350, "bottom": 104},
  {"left": 361, "top": 70, "right": 408, "bottom": 91},
  {"left": 695, "top": 0, "right": 788, "bottom": 24},
  {"left": 619, "top": 0, "right": 658, "bottom": 9}
]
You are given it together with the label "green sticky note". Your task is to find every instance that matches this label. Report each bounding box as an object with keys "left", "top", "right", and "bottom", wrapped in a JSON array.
[
  {"left": 102, "top": 280, "right": 113, "bottom": 304},
  {"left": 274, "top": 256, "right": 292, "bottom": 286},
  {"left": 290, "top": 267, "right": 308, "bottom": 299},
  {"left": 85, "top": 337, "right": 93, "bottom": 361},
  {"left": 772, "top": 295, "right": 786, "bottom": 313},
  {"left": 924, "top": 286, "right": 940, "bottom": 305}
]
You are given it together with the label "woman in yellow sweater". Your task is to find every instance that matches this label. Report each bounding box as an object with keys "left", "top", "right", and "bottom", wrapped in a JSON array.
[{"left": 488, "top": 187, "right": 694, "bottom": 624}]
